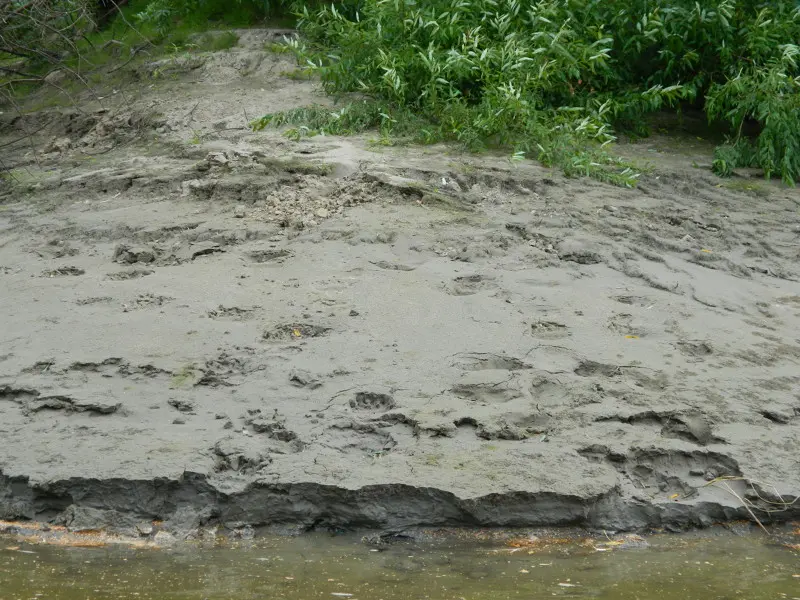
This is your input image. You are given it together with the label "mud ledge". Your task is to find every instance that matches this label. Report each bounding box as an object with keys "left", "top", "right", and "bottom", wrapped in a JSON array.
[{"left": 2, "top": 470, "right": 795, "bottom": 538}]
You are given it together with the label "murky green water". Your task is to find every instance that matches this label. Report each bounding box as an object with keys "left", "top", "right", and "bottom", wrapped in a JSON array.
[{"left": 1, "top": 531, "right": 798, "bottom": 599}]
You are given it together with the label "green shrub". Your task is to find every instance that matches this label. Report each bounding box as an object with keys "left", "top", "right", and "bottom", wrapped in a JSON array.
[
  {"left": 0, "top": 1, "right": 97, "bottom": 64},
  {"left": 193, "top": 30, "right": 241, "bottom": 51},
  {"left": 255, "top": 0, "right": 800, "bottom": 185},
  {"left": 134, "top": 0, "right": 289, "bottom": 32}
]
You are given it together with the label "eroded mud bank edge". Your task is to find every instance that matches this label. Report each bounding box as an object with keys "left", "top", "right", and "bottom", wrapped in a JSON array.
[{"left": 2, "top": 470, "right": 796, "bottom": 540}]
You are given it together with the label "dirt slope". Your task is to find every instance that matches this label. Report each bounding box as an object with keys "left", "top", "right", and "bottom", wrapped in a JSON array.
[{"left": 1, "top": 30, "right": 799, "bottom": 536}]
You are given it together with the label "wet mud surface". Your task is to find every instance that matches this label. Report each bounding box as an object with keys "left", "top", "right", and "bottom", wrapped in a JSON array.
[{"left": 1, "top": 30, "right": 799, "bottom": 537}]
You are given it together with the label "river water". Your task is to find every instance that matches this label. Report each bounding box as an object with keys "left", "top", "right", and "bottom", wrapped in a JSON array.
[{"left": 1, "top": 530, "right": 798, "bottom": 599}]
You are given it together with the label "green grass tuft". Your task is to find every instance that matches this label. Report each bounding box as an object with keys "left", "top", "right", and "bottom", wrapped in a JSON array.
[{"left": 196, "top": 31, "right": 240, "bottom": 52}]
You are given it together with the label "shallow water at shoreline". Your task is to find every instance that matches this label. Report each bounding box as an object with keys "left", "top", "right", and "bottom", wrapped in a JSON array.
[{"left": 1, "top": 529, "right": 799, "bottom": 599}]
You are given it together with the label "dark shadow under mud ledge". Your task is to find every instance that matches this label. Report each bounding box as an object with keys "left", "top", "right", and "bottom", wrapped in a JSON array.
[{"left": 2, "top": 470, "right": 797, "bottom": 539}]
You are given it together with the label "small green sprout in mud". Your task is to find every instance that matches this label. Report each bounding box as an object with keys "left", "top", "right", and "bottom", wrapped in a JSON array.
[
  {"left": 266, "top": 41, "right": 294, "bottom": 54},
  {"left": 367, "top": 135, "right": 395, "bottom": 148},
  {"left": 369, "top": 450, "right": 390, "bottom": 462},
  {"left": 170, "top": 41, "right": 200, "bottom": 53},
  {"left": 424, "top": 454, "right": 443, "bottom": 467},
  {"left": 0, "top": 168, "right": 47, "bottom": 187},
  {"left": 196, "top": 31, "right": 240, "bottom": 52},
  {"left": 722, "top": 179, "right": 771, "bottom": 198},
  {"left": 280, "top": 69, "right": 314, "bottom": 81},
  {"left": 170, "top": 365, "right": 197, "bottom": 388},
  {"left": 0, "top": 170, "right": 19, "bottom": 184}
]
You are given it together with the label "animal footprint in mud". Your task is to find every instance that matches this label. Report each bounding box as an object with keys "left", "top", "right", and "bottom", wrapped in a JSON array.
[
  {"left": 451, "top": 371, "right": 521, "bottom": 404},
  {"left": 262, "top": 322, "right": 330, "bottom": 342},
  {"left": 123, "top": 294, "right": 173, "bottom": 311},
  {"left": 675, "top": 340, "right": 713, "bottom": 358},
  {"left": 168, "top": 398, "right": 196, "bottom": 414},
  {"left": 325, "top": 420, "right": 397, "bottom": 456},
  {"left": 247, "top": 248, "right": 292, "bottom": 263},
  {"left": 113, "top": 244, "right": 157, "bottom": 265},
  {"left": 595, "top": 411, "right": 721, "bottom": 446},
  {"left": 35, "top": 240, "right": 79, "bottom": 260},
  {"left": 444, "top": 274, "right": 497, "bottom": 296},
  {"left": 556, "top": 239, "right": 602, "bottom": 265},
  {"left": 350, "top": 391, "right": 396, "bottom": 411},
  {"left": 28, "top": 394, "right": 120, "bottom": 415},
  {"left": 530, "top": 320, "right": 568, "bottom": 339},
  {"left": 207, "top": 305, "right": 259, "bottom": 321},
  {"left": 106, "top": 268, "right": 154, "bottom": 281},
  {"left": 244, "top": 410, "right": 303, "bottom": 447},
  {"left": 580, "top": 446, "right": 741, "bottom": 498},
  {"left": 613, "top": 295, "right": 651, "bottom": 307},
  {"left": 452, "top": 352, "right": 531, "bottom": 371},
  {"left": 250, "top": 419, "right": 299, "bottom": 442},
  {"left": 76, "top": 296, "right": 113, "bottom": 305},
  {"left": 574, "top": 360, "right": 668, "bottom": 390},
  {"left": 607, "top": 313, "right": 645, "bottom": 337},
  {"left": 370, "top": 260, "right": 416, "bottom": 272},
  {"left": 212, "top": 437, "right": 271, "bottom": 474},
  {"left": 41, "top": 266, "right": 85, "bottom": 277},
  {"left": 574, "top": 360, "right": 621, "bottom": 377}
]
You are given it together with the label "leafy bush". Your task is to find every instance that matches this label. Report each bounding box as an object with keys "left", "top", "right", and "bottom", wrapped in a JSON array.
[
  {"left": 196, "top": 30, "right": 241, "bottom": 51},
  {"left": 1, "top": 1, "right": 97, "bottom": 62},
  {"left": 255, "top": 0, "right": 800, "bottom": 185},
  {"left": 134, "top": 0, "right": 284, "bottom": 32}
]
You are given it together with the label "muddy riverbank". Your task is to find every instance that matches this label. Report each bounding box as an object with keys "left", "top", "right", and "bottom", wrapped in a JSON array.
[{"left": 1, "top": 29, "right": 799, "bottom": 538}]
